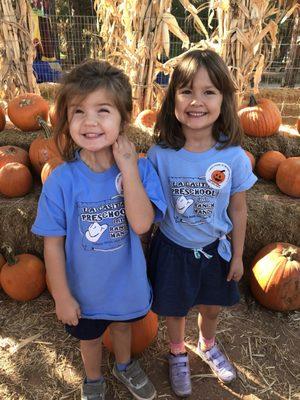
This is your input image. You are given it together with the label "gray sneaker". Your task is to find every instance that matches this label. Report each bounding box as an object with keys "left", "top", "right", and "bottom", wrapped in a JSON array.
[
  {"left": 168, "top": 353, "right": 192, "bottom": 397},
  {"left": 197, "top": 343, "right": 236, "bottom": 383},
  {"left": 81, "top": 379, "right": 106, "bottom": 400},
  {"left": 112, "top": 359, "right": 156, "bottom": 400}
]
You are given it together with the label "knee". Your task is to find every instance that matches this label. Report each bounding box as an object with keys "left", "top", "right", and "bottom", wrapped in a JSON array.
[
  {"left": 199, "top": 306, "right": 220, "bottom": 320},
  {"left": 109, "top": 322, "right": 131, "bottom": 335}
]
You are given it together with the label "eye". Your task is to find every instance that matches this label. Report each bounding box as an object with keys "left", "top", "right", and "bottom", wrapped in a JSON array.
[
  {"left": 204, "top": 90, "right": 216, "bottom": 95},
  {"left": 74, "top": 108, "right": 83, "bottom": 114},
  {"left": 98, "top": 108, "right": 109, "bottom": 113},
  {"left": 179, "top": 88, "right": 192, "bottom": 95}
]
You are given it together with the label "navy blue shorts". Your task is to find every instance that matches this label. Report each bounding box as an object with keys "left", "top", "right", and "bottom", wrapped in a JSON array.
[
  {"left": 148, "top": 230, "right": 239, "bottom": 317},
  {"left": 66, "top": 314, "right": 146, "bottom": 340}
]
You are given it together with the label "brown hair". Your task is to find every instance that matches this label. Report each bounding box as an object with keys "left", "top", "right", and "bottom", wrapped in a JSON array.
[
  {"left": 154, "top": 49, "right": 243, "bottom": 149},
  {"left": 53, "top": 59, "right": 132, "bottom": 160}
]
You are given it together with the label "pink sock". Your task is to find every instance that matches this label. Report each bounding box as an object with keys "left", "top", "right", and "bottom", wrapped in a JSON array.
[
  {"left": 199, "top": 335, "right": 215, "bottom": 351},
  {"left": 170, "top": 341, "right": 186, "bottom": 355}
]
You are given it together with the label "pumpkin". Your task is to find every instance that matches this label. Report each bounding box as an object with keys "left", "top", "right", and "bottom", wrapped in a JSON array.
[
  {"left": 29, "top": 130, "right": 61, "bottom": 174},
  {"left": 135, "top": 109, "right": 157, "bottom": 129},
  {"left": 0, "top": 145, "right": 30, "bottom": 169},
  {"left": 41, "top": 157, "right": 63, "bottom": 183},
  {"left": 0, "top": 253, "right": 6, "bottom": 289},
  {"left": 103, "top": 311, "right": 158, "bottom": 355},
  {"left": 244, "top": 150, "right": 255, "bottom": 170},
  {"left": 238, "top": 95, "right": 282, "bottom": 137},
  {"left": 250, "top": 242, "right": 300, "bottom": 311},
  {"left": 0, "top": 107, "right": 6, "bottom": 132},
  {"left": 276, "top": 157, "right": 300, "bottom": 198},
  {"left": 256, "top": 150, "right": 286, "bottom": 181},
  {"left": 0, "top": 162, "right": 33, "bottom": 197},
  {"left": 0, "top": 246, "right": 46, "bottom": 301},
  {"left": 7, "top": 93, "right": 49, "bottom": 132}
]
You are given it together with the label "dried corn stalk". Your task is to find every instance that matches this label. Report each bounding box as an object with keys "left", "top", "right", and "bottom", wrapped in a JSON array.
[
  {"left": 94, "top": 0, "right": 207, "bottom": 114},
  {"left": 206, "top": 0, "right": 298, "bottom": 104},
  {"left": 0, "top": 0, "right": 39, "bottom": 100}
]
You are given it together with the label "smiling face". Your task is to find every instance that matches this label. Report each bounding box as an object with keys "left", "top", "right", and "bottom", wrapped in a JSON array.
[
  {"left": 174, "top": 66, "right": 223, "bottom": 141},
  {"left": 67, "top": 87, "right": 122, "bottom": 155}
]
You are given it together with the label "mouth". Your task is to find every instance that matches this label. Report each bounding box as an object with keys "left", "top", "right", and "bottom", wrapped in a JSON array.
[
  {"left": 186, "top": 111, "right": 207, "bottom": 117},
  {"left": 82, "top": 132, "right": 104, "bottom": 139}
]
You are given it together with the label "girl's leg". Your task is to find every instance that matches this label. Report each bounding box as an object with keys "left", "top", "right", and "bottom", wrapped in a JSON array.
[
  {"left": 166, "top": 316, "right": 186, "bottom": 354},
  {"left": 166, "top": 316, "right": 191, "bottom": 397},
  {"left": 109, "top": 322, "right": 131, "bottom": 364},
  {"left": 110, "top": 322, "right": 156, "bottom": 400},
  {"left": 80, "top": 338, "right": 103, "bottom": 380},
  {"left": 197, "top": 305, "right": 236, "bottom": 383},
  {"left": 198, "top": 304, "right": 221, "bottom": 350}
]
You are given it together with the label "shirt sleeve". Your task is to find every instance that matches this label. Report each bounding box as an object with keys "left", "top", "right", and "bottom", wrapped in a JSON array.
[
  {"left": 138, "top": 157, "right": 167, "bottom": 222},
  {"left": 31, "top": 177, "right": 66, "bottom": 237},
  {"left": 231, "top": 148, "right": 258, "bottom": 194}
]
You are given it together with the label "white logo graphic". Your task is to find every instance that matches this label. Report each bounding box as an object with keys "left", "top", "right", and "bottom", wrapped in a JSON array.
[
  {"left": 175, "top": 195, "right": 194, "bottom": 214},
  {"left": 115, "top": 172, "right": 123, "bottom": 195},
  {"left": 85, "top": 222, "right": 108, "bottom": 243},
  {"left": 205, "top": 162, "right": 231, "bottom": 190}
]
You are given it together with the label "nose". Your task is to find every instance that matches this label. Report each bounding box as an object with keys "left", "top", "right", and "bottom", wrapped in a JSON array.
[
  {"left": 83, "top": 112, "right": 98, "bottom": 126},
  {"left": 190, "top": 96, "right": 203, "bottom": 106}
]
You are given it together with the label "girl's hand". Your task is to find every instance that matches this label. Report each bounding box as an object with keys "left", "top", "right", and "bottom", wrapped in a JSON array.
[
  {"left": 112, "top": 134, "right": 138, "bottom": 173},
  {"left": 55, "top": 295, "right": 81, "bottom": 326},
  {"left": 227, "top": 256, "right": 244, "bottom": 282}
]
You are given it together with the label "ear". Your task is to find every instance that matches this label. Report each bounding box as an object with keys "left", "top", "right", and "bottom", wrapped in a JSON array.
[{"left": 120, "top": 119, "right": 130, "bottom": 135}]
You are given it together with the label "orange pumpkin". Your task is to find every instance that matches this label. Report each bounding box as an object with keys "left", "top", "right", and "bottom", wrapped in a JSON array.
[
  {"left": 0, "top": 248, "right": 46, "bottom": 301},
  {"left": 0, "top": 145, "right": 30, "bottom": 169},
  {"left": 103, "top": 311, "right": 158, "bottom": 355},
  {"left": 0, "top": 162, "right": 33, "bottom": 198},
  {"left": 238, "top": 95, "right": 282, "bottom": 137},
  {"left": 0, "top": 107, "right": 6, "bottom": 132},
  {"left": 0, "top": 253, "right": 6, "bottom": 289},
  {"left": 29, "top": 131, "right": 61, "bottom": 175},
  {"left": 8, "top": 93, "right": 49, "bottom": 132},
  {"left": 41, "top": 157, "right": 63, "bottom": 183},
  {"left": 250, "top": 242, "right": 300, "bottom": 311},
  {"left": 136, "top": 109, "right": 157, "bottom": 129},
  {"left": 244, "top": 150, "right": 255, "bottom": 170},
  {"left": 256, "top": 150, "right": 286, "bottom": 181},
  {"left": 276, "top": 157, "right": 300, "bottom": 198}
]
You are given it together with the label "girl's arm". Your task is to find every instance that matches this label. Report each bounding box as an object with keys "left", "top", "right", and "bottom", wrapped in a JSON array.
[
  {"left": 113, "top": 135, "right": 155, "bottom": 235},
  {"left": 227, "top": 191, "right": 247, "bottom": 281},
  {"left": 44, "top": 236, "right": 81, "bottom": 325}
]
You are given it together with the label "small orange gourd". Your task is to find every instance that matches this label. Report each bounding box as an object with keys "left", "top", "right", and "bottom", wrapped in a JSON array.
[
  {"left": 276, "top": 157, "right": 300, "bottom": 198},
  {"left": 0, "top": 146, "right": 30, "bottom": 169},
  {"left": 29, "top": 128, "right": 61, "bottom": 174},
  {"left": 41, "top": 157, "right": 63, "bottom": 183},
  {"left": 135, "top": 109, "right": 157, "bottom": 129},
  {"left": 0, "top": 247, "right": 46, "bottom": 301},
  {"left": 103, "top": 311, "right": 158, "bottom": 355},
  {"left": 244, "top": 150, "right": 255, "bottom": 170},
  {"left": 8, "top": 93, "right": 49, "bottom": 132},
  {"left": 238, "top": 95, "right": 282, "bottom": 137},
  {"left": 0, "top": 253, "right": 6, "bottom": 289},
  {"left": 250, "top": 243, "right": 300, "bottom": 311},
  {"left": 0, "top": 107, "right": 6, "bottom": 132},
  {"left": 256, "top": 150, "right": 286, "bottom": 181},
  {"left": 0, "top": 162, "right": 33, "bottom": 198}
]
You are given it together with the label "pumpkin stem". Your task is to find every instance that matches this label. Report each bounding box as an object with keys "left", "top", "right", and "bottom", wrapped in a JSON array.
[
  {"left": 282, "top": 247, "right": 298, "bottom": 261},
  {"left": 37, "top": 116, "right": 52, "bottom": 139},
  {"left": 0, "top": 244, "right": 18, "bottom": 266},
  {"left": 249, "top": 95, "right": 258, "bottom": 107}
]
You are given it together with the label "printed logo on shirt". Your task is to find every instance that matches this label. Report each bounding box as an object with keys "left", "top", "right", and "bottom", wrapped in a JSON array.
[
  {"left": 169, "top": 177, "right": 219, "bottom": 225},
  {"left": 78, "top": 198, "right": 128, "bottom": 251},
  {"left": 205, "top": 162, "right": 231, "bottom": 190},
  {"left": 115, "top": 172, "right": 123, "bottom": 196}
]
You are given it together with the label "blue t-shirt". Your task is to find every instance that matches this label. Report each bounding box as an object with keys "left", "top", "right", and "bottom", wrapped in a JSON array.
[
  {"left": 32, "top": 153, "right": 166, "bottom": 320},
  {"left": 147, "top": 143, "right": 257, "bottom": 261}
]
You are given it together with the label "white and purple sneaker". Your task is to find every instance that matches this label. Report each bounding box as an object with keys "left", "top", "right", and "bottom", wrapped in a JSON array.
[{"left": 168, "top": 353, "right": 192, "bottom": 397}]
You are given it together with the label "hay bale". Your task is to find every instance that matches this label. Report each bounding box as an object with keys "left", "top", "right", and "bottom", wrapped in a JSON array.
[
  {"left": 0, "top": 182, "right": 43, "bottom": 258},
  {"left": 242, "top": 134, "right": 300, "bottom": 159},
  {"left": 0, "top": 128, "right": 41, "bottom": 150},
  {"left": 244, "top": 180, "right": 300, "bottom": 268}
]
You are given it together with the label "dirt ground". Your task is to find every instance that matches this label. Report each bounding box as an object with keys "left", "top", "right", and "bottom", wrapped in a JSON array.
[{"left": 0, "top": 283, "right": 299, "bottom": 400}]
